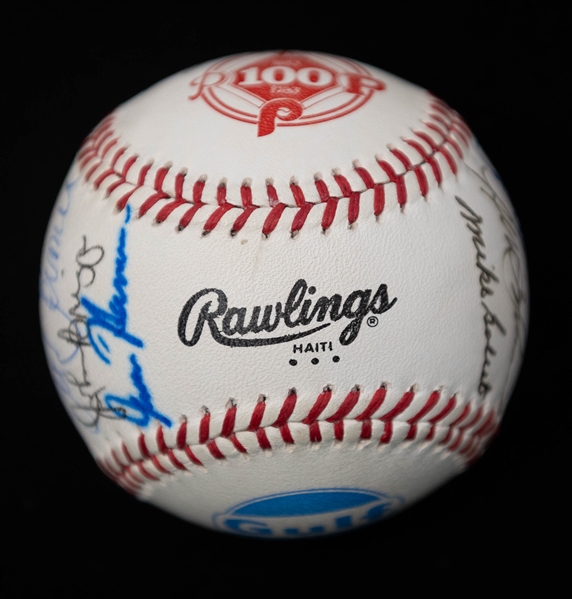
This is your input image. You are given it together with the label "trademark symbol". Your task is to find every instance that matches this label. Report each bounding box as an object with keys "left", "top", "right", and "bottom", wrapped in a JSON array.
[{"left": 367, "top": 316, "right": 379, "bottom": 327}]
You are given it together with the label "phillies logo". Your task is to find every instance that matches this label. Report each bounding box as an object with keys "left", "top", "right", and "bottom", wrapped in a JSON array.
[{"left": 189, "top": 51, "right": 385, "bottom": 136}]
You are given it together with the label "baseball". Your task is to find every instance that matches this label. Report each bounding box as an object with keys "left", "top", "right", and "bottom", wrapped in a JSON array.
[{"left": 40, "top": 50, "right": 528, "bottom": 538}]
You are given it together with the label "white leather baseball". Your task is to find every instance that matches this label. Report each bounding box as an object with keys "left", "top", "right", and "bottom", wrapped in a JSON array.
[{"left": 40, "top": 51, "right": 528, "bottom": 537}]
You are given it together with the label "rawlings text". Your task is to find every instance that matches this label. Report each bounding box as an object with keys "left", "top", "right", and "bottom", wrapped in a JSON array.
[{"left": 178, "top": 279, "right": 396, "bottom": 348}]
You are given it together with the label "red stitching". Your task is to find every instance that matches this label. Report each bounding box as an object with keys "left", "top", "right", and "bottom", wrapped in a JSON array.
[
  {"left": 248, "top": 397, "right": 267, "bottom": 431},
  {"left": 138, "top": 434, "right": 151, "bottom": 459},
  {"left": 138, "top": 166, "right": 171, "bottom": 215},
  {"left": 178, "top": 179, "right": 206, "bottom": 230},
  {"left": 321, "top": 198, "right": 339, "bottom": 231},
  {"left": 262, "top": 202, "right": 286, "bottom": 236},
  {"left": 207, "top": 440, "right": 225, "bottom": 459},
  {"left": 356, "top": 386, "right": 386, "bottom": 420},
  {"left": 272, "top": 390, "right": 297, "bottom": 444},
  {"left": 116, "top": 163, "right": 152, "bottom": 211},
  {"left": 377, "top": 160, "right": 407, "bottom": 208},
  {"left": 138, "top": 462, "right": 160, "bottom": 481},
  {"left": 110, "top": 449, "right": 124, "bottom": 471},
  {"left": 334, "top": 174, "right": 361, "bottom": 225},
  {"left": 93, "top": 146, "right": 126, "bottom": 189},
  {"left": 326, "top": 386, "right": 360, "bottom": 422},
  {"left": 121, "top": 442, "right": 134, "bottom": 463},
  {"left": 97, "top": 386, "right": 498, "bottom": 494},
  {"left": 290, "top": 181, "right": 314, "bottom": 234},
  {"left": 231, "top": 184, "right": 258, "bottom": 234},
  {"left": 220, "top": 401, "right": 250, "bottom": 454},
  {"left": 78, "top": 117, "right": 114, "bottom": 170},
  {"left": 156, "top": 170, "right": 190, "bottom": 222},
  {"left": 221, "top": 401, "right": 237, "bottom": 437},
  {"left": 184, "top": 445, "right": 203, "bottom": 466},
  {"left": 199, "top": 409, "right": 210, "bottom": 444},
  {"left": 302, "top": 387, "right": 332, "bottom": 425},
  {"left": 272, "top": 390, "right": 297, "bottom": 427},
  {"left": 405, "top": 390, "right": 440, "bottom": 440},
  {"left": 266, "top": 181, "right": 280, "bottom": 206},
  {"left": 203, "top": 183, "right": 235, "bottom": 233},
  {"left": 105, "top": 154, "right": 137, "bottom": 197},
  {"left": 156, "top": 426, "right": 168, "bottom": 453},
  {"left": 77, "top": 96, "right": 471, "bottom": 235},
  {"left": 166, "top": 448, "right": 187, "bottom": 471},
  {"left": 151, "top": 454, "right": 171, "bottom": 474},
  {"left": 86, "top": 139, "right": 118, "bottom": 181},
  {"left": 391, "top": 148, "right": 429, "bottom": 198}
]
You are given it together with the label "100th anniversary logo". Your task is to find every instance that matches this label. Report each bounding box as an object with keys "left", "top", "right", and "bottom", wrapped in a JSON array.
[
  {"left": 189, "top": 51, "right": 385, "bottom": 136},
  {"left": 178, "top": 279, "right": 397, "bottom": 365}
]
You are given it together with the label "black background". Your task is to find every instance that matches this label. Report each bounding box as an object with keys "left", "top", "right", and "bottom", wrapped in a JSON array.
[{"left": 2, "top": 2, "right": 568, "bottom": 595}]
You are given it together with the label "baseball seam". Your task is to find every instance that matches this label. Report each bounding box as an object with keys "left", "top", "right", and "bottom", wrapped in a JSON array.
[
  {"left": 77, "top": 96, "right": 471, "bottom": 236},
  {"left": 97, "top": 386, "right": 498, "bottom": 495}
]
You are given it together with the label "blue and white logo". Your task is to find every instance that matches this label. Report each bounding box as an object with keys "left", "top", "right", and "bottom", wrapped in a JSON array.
[{"left": 213, "top": 488, "right": 404, "bottom": 538}]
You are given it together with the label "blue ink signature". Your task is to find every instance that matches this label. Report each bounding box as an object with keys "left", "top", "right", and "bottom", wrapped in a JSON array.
[
  {"left": 40, "top": 179, "right": 75, "bottom": 322},
  {"left": 40, "top": 179, "right": 87, "bottom": 410},
  {"left": 105, "top": 354, "right": 172, "bottom": 427},
  {"left": 81, "top": 205, "right": 172, "bottom": 429},
  {"left": 81, "top": 206, "right": 143, "bottom": 364},
  {"left": 40, "top": 178, "right": 119, "bottom": 427}
]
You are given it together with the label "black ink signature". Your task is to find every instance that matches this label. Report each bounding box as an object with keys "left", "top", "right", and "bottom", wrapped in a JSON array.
[
  {"left": 468, "top": 165, "right": 528, "bottom": 399},
  {"left": 56, "top": 237, "right": 123, "bottom": 426},
  {"left": 455, "top": 195, "right": 507, "bottom": 396},
  {"left": 457, "top": 165, "right": 528, "bottom": 399},
  {"left": 480, "top": 301, "right": 507, "bottom": 396},
  {"left": 66, "top": 370, "right": 125, "bottom": 427}
]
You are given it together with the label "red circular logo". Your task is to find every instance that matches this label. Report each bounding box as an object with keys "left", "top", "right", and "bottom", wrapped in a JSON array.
[{"left": 189, "top": 51, "right": 385, "bottom": 137}]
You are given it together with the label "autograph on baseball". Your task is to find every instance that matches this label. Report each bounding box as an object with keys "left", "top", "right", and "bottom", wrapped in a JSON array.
[{"left": 40, "top": 51, "right": 528, "bottom": 537}]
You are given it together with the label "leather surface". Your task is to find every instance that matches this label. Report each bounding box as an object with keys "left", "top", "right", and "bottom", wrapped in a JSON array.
[{"left": 39, "top": 51, "right": 528, "bottom": 537}]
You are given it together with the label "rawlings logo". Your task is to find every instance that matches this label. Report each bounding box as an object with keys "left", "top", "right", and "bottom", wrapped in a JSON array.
[
  {"left": 189, "top": 51, "right": 385, "bottom": 136},
  {"left": 178, "top": 279, "right": 396, "bottom": 348}
]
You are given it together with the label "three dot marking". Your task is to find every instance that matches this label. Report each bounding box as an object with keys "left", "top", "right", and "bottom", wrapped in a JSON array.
[{"left": 289, "top": 356, "right": 340, "bottom": 366}]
